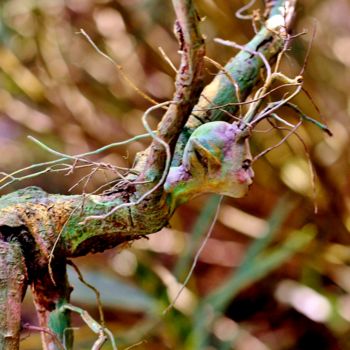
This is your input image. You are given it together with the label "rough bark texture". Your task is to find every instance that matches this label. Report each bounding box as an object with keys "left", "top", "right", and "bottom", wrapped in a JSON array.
[{"left": 0, "top": 240, "right": 26, "bottom": 350}]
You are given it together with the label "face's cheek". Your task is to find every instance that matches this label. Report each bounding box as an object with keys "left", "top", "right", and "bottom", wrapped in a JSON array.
[{"left": 235, "top": 168, "right": 254, "bottom": 185}]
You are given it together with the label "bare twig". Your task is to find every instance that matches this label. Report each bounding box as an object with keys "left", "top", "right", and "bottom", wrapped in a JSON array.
[
  {"left": 163, "top": 196, "right": 223, "bottom": 314},
  {"left": 285, "top": 102, "right": 332, "bottom": 135},
  {"left": 158, "top": 46, "right": 177, "bottom": 73},
  {"left": 78, "top": 29, "right": 159, "bottom": 106},
  {"left": 215, "top": 38, "right": 272, "bottom": 82},
  {"left": 204, "top": 56, "right": 243, "bottom": 116},
  {"left": 299, "top": 22, "right": 317, "bottom": 76},
  {"left": 0, "top": 133, "right": 152, "bottom": 191},
  {"left": 22, "top": 324, "right": 65, "bottom": 350},
  {"left": 83, "top": 102, "right": 172, "bottom": 223},
  {"left": 68, "top": 260, "right": 105, "bottom": 326},
  {"left": 191, "top": 82, "right": 298, "bottom": 111},
  {"left": 124, "top": 340, "right": 148, "bottom": 350},
  {"left": 270, "top": 113, "right": 296, "bottom": 128},
  {"left": 245, "top": 73, "right": 303, "bottom": 126},
  {"left": 48, "top": 201, "right": 82, "bottom": 285},
  {"left": 235, "top": 0, "right": 257, "bottom": 20},
  {"left": 253, "top": 119, "right": 302, "bottom": 161},
  {"left": 60, "top": 304, "right": 118, "bottom": 350},
  {"left": 142, "top": 0, "right": 205, "bottom": 176},
  {"left": 251, "top": 84, "right": 302, "bottom": 125}
]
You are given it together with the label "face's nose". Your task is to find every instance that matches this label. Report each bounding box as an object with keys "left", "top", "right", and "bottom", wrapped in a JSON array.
[
  {"left": 248, "top": 167, "right": 254, "bottom": 179},
  {"left": 246, "top": 167, "right": 254, "bottom": 185}
]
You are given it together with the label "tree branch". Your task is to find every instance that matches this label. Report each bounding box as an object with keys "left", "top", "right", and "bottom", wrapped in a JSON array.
[
  {"left": 0, "top": 1, "right": 297, "bottom": 349},
  {"left": 172, "top": 0, "right": 297, "bottom": 165},
  {"left": 0, "top": 240, "right": 27, "bottom": 350},
  {"left": 137, "top": 0, "right": 205, "bottom": 182}
]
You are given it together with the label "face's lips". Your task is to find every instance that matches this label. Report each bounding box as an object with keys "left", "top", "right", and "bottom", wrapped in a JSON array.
[{"left": 235, "top": 166, "right": 254, "bottom": 185}]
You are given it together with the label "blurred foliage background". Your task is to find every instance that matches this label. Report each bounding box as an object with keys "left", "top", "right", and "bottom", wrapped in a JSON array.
[{"left": 1, "top": 0, "right": 350, "bottom": 349}]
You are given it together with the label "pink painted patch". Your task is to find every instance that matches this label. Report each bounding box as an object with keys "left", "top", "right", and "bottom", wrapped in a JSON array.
[{"left": 235, "top": 169, "right": 252, "bottom": 184}]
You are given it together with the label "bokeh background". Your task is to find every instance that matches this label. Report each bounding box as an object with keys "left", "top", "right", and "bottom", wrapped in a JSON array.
[{"left": 1, "top": 0, "right": 350, "bottom": 349}]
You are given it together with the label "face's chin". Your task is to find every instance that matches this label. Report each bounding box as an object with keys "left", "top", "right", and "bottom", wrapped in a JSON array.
[{"left": 219, "top": 182, "right": 250, "bottom": 198}]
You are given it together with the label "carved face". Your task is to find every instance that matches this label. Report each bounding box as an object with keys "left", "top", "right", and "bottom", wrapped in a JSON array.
[
  {"left": 165, "top": 121, "right": 254, "bottom": 210},
  {"left": 183, "top": 121, "right": 254, "bottom": 198}
]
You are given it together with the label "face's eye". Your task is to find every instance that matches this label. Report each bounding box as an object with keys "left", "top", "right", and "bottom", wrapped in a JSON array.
[
  {"left": 194, "top": 148, "right": 208, "bottom": 167},
  {"left": 242, "top": 159, "right": 251, "bottom": 170}
]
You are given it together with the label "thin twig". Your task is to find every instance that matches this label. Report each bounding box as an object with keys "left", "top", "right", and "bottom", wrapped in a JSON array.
[
  {"left": 204, "top": 56, "right": 243, "bottom": 117},
  {"left": 288, "top": 129, "right": 319, "bottom": 214},
  {"left": 60, "top": 304, "right": 118, "bottom": 350},
  {"left": 299, "top": 22, "right": 317, "bottom": 76},
  {"left": 215, "top": 38, "right": 272, "bottom": 82},
  {"left": 192, "top": 82, "right": 298, "bottom": 111},
  {"left": 48, "top": 201, "right": 83, "bottom": 285},
  {"left": 235, "top": 0, "right": 257, "bottom": 20},
  {"left": 158, "top": 46, "right": 177, "bottom": 73},
  {"left": 22, "top": 324, "right": 65, "bottom": 350},
  {"left": 0, "top": 133, "right": 152, "bottom": 191},
  {"left": 163, "top": 196, "right": 223, "bottom": 314},
  {"left": 68, "top": 166, "right": 99, "bottom": 193},
  {"left": 124, "top": 340, "right": 148, "bottom": 350},
  {"left": 251, "top": 83, "right": 303, "bottom": 126},
  {"left": 68, "top": 260, "right": 105, "bottom": 326},
  {"left": 253, "top": 120, "right": 302, "bottom": 161},
  {"left": 83, "top": 102, "right": 172, "bottom": 223},
  {"left": 78, "top": 29, "right": 159, "bottom": 106},
  {"left": 285, "top": 102, "right": 332, "bottom": 135},
  {"left": 270, "top": 113, "right": 295, "bottom": 128}
]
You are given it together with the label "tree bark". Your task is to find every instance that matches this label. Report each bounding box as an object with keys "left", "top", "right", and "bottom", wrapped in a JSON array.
[{"left": 0, "top": 240, "right": 27, "bottom": 350}]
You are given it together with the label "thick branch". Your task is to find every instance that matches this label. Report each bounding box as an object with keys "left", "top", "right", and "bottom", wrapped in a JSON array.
[
  {"left": 172, "top": 0, "right": 297, "bottom": 165},
  {"left": 0, "top": 240, "right": 27, "bottom": 350},
  {"left": 0, "top": 0, "right": 298, "bottom": 281},
  {"left": 139, "top": 0, "right": 205, "bottom": 180},
  {"left": 0, "top": 0, "right": 298, "bottom": 270},
  {"left": 31, "top": 262, "right": 72, "bottom": 350}
]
